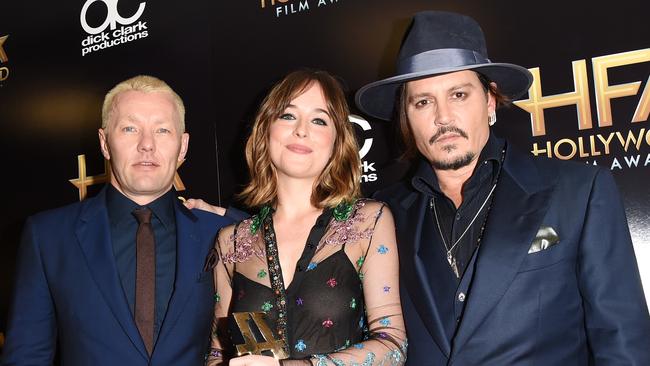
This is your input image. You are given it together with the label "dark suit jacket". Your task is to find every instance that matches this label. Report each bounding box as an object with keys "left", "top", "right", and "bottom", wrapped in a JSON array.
[
  {"left": 2, "top": 187, "right": 233, "bottom": 366},
  {"left": 376, "top": 143, "right": 650, "bottom": 365}
]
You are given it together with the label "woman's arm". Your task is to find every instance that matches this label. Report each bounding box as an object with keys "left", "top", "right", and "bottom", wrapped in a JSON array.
[
  {"left": 306, "top": 203, "right": 407, "bottom": 366},
  {"left": 206, "top": 228, "right": 235, "bottom": 366}
]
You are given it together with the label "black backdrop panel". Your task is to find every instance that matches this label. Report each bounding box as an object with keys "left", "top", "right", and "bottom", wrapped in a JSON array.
[{"left": 0, "top": 0, "right": 648, "bottom": 348}]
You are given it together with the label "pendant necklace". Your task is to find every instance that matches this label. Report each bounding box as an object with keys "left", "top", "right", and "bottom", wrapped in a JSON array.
[{"left": 430, "top": 148, "right": 505, "bottom": 278}]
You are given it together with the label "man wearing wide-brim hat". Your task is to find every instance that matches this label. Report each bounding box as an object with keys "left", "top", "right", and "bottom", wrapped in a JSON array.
[{"left": 357, "top": 10, "right": 650, "bottom": 365}]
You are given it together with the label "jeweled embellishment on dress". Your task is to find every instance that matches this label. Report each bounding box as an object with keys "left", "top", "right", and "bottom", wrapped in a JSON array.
[
  {"left": 250, "top": 205, "right": 271, "bottom": 235},
  {"left": 323, "top": 200, "right": 376, "bottom": 248},
  {"left": 322, "top": 318, "right": 334, "bottom": 328},
  {"left": 261, "top": 301, "right": 273, "bottom": 312},
  {"left": 333, "top": 200, "right": 355, "bottom": 221},
  {"left": 294, "top": 339, "right": 307, "bottom": 352},
  {"left": 356, "top": 256, "right": 365, "bottom": 268},
  {"left": 222, "top": 219, "right": 266, "bottom": 264}
]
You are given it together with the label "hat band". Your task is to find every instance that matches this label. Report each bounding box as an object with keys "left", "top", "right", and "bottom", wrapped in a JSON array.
[{"left": 397, "top": 48, "right": 490, "bottom": 74}]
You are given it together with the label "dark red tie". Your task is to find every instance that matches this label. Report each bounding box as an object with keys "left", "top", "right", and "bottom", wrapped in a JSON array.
[{"left": 133, "top": 207, "right": 155, "bottom": 355}]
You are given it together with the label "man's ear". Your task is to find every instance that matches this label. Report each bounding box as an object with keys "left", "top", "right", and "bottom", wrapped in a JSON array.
[
  {"left": 98, "top": 128, "right": 111, "bottom": 160},
  {"left": 487, "top": 81, "right": 498, "bottom": 115},
  {"left": 178, "top": 132, "right": 189, "bottom": 162}
]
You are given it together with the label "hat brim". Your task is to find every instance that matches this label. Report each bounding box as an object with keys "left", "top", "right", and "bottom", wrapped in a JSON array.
[{"left": 355, "top": 63, "right": 533, "bottom": 121}]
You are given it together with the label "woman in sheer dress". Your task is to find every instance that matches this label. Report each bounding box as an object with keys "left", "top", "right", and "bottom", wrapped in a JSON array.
[{"left": 205, "top": 69, "right": 406, "bottom": 366}]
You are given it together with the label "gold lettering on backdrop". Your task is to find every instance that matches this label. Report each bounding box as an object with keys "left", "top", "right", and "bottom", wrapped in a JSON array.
[
  {"left": 69, "top": 155, "right": 111, "bottom": 200},
  {"left": 0, "top": 35, "right": 9, "bottom": 82},
  {"left": 553, "top": 138, "right": 577, "bottom": 160},
  {"left": 597, "top": 133, "right": 616, "bottom": 155},
  {"left": 172, "top": 159, "right": 187, "bottom": 191},
  {"left": 515, "top": 60, "right": 592, "bottom": 137},
  {"left": 515, "top": 49, "right": 650, "bottom": 138},
  {"left": 260, "top": 0, "right": 289, "bottom": 8},
  {"left": 69, "top": 155, "right": 186, "bottom": 200},
  {"left": 615, "top": 128, "right": 646, "bottom": 152},
  {"left": 530, "top": 129, "right": 650, "bottom": 159},
  {"left": 0, "top": 35, "right": 8, "bottom": 63},
  {"left": 592, "top": 49, "right": 650, "bottom": 125},
  {"left": 232, "top": 312, "right": 288, "bottom": 359}
]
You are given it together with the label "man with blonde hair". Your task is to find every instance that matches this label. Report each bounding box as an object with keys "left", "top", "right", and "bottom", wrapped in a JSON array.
[{"left": 3, "top": 75, "right": 233, "bottom": 365}]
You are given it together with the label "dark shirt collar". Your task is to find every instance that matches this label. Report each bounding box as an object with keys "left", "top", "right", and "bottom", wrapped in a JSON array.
[
  {"left": 106, "top": 184, "right": 177, "bottom": 228},
  {"left": 411, "top": 131, "right": 505, "bottom": 197}
]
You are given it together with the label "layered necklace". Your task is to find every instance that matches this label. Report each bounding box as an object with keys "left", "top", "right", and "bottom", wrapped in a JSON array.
[{"left": 430, "top": 148, "right": 505, "bottom": 278}]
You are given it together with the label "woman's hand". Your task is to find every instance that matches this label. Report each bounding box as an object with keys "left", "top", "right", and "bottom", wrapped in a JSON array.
[
  {"left": 228, "top": 355, "right": 280, "bottom": 366},
  {"left": 183, "top": 198, "right": 226, "bottom": 216}
]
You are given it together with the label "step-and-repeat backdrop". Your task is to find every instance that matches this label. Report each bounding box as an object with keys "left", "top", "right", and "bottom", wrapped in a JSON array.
[{"left": 1, "top": 0, "right": 648, "bottom": 349}]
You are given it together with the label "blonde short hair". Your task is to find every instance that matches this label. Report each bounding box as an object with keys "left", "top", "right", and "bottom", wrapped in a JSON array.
[
  {"left": 238, "top": 69, "right": 361, "bottom": 209},
  {"left": 101, "top": 75, "right": 185, "bottom": 132}
]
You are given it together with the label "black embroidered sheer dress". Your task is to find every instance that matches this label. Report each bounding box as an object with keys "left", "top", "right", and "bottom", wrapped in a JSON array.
[{"left": 205, "top": 199, "right": 407, "bottom": 365}]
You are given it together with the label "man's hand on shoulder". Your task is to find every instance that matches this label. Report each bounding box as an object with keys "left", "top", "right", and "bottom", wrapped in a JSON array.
[{"left": 183, "top": 198, "right": 226, "bottom": 216}]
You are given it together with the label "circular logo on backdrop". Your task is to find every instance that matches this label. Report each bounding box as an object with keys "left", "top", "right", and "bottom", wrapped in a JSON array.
[
  {"left": 349, "top": 114, "right": 373, "bottom": 160},
  {"left": 80, "top": 0, "right": 146, "bottom": 35},
  {"left": 78, "top": 0, "right": 149, "bottom": 56},
  {"left": 349, "top": 114, "right": 379, "bottom": 183}
]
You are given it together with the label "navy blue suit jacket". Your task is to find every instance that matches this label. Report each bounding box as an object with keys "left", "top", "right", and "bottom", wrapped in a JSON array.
[
  {"left": 2, "top": 187, "right": 233, "bottom": 366},
  {"left": 376, "top": 143, "right": 650, "bottom": 365}
]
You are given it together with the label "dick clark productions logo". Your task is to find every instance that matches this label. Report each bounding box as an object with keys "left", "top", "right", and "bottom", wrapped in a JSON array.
[{"left": 80, "top": 0, "right": 149, "bottom": 56}]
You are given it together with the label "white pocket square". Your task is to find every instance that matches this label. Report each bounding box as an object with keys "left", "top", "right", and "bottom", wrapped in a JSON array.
[{"left": 528, "top": 226, "right": 559, "bottom": 254}]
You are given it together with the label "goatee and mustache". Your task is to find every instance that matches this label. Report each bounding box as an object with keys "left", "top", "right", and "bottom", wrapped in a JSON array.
[{"left": 428, "top": 125, "right": 475, "bottom": 170}]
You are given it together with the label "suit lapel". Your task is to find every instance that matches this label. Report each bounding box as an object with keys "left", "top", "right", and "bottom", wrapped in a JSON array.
[
  {"left": 451, "top": 147, "right": 555, "bottom": 356},
  {"left": 75, "top": 188, "right": 149, "bottom": 360},
  {"left": 155, "top": 200, "right": 202, "bottom": 346},
  {"left": 397, "top": 191, "right": 452, "bottom": 357}
]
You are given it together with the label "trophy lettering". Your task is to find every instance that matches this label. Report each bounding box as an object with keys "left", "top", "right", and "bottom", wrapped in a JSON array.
[{"left": 232, "top": 312, "right": 289, "bottom": 359}]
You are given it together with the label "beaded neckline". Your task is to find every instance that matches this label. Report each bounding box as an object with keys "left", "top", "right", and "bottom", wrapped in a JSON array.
[
  {"left": 259, "top": 211, "right": 291, "bottom": 354},
  {"left": 258, "top": 205, "right": 335, "bottom": 353}
]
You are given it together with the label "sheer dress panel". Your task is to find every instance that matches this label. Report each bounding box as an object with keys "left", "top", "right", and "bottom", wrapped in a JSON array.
[{"left": 205, "top": 199, "right": 406, "bottom": 365}]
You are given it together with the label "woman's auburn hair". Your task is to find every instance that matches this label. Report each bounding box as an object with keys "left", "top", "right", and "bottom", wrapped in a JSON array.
[{"left": 238, "top": 69, "right": 361, "bottom": 209}]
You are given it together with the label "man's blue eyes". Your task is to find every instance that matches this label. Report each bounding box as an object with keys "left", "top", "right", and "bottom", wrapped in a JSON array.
[{"left": 121, "top": 127, "right": 171, "bottom": 133}]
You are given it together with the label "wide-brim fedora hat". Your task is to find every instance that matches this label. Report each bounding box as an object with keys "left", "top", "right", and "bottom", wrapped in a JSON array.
[{"left": 355, "top": 11, "right": 533, "bottom": 121}]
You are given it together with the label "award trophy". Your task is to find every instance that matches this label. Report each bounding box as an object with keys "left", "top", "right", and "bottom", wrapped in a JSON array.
[{"left": 232, "top": 312, "right": 289, "bottom": 359}]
